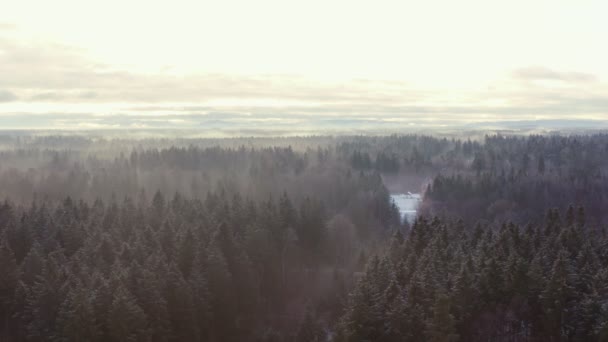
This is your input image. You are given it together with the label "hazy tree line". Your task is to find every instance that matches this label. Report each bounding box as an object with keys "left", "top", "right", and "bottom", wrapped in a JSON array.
[
  {"left": 1, "top": 132, "right": 608, "bottom": 341},
  {"left": 0, "top": 144, "right": 398, "bottom": 212},
  {"left": 423, "top": 134, "right": 608, "bottom": 225}
]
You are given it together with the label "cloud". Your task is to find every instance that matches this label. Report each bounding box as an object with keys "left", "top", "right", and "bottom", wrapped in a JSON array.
[
  {"left": 0, "top": 23, "right": 16, "bottom": 31},
  {"left": 0, "top": 35, "right": 413, "bottom": 104},
  {"left": 0, "top": 110, "right": 605, "bottom": 134},
  {"left": 513, "top": 66, "right": 597, "bottom": 83},
  {"left": 0, "top": 89, "right": 17, "bottom": 102},
  {"left": 29, "top": 92, "right": 64, "bottom": 101},
  {"left": 1, "top": 26, "right": 608, "bottom": 129},
  {"left": 28, "top": 91, "right": 98, "bottom": 101},
  {"left": 79, "top": 91, "right": 98, "bottom": 99},
  {"left": 0, "top": 27, "right": 424, "bottom": 105}
]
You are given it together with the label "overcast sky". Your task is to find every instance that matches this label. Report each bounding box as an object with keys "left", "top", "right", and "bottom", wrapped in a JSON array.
[{"left": 0, "top": 0, "right": 607, "bottom": 130}]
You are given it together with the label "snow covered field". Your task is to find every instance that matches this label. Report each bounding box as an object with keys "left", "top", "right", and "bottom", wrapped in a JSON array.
[{"left": 390, "top": 192, "right": 421, "bottom": 224}]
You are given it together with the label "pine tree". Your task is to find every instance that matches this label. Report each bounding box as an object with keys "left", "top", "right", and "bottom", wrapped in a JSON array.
[
  {"left": 571, "top": 292, "right": 600, "bottom": 341},
  {"left": 452, "top": 259, "right": 476, "bottom": 331},
  {"left": 152, "top": 191, "right": 166, "bottom": 216},
  {"left": 478, "top": 256, "right": 503, "bottom": 305},
  {"left": 163, "top": 265, "right": 199, "bottom": 341},
  {"left": 97, "top": 235, "right": 116, "bottom": 267},
  {"left": 0, "top": 238, "right": 19, "bottom": 336},
  {"left": 338, "top": 278, "right": 385, "bottom": 342},
  {"left": 278, "top": 191, "right": 296, "bottom": 230},
  {"left": 526, "top": 255, "right": 546, "bottom": 339},
  {"left": 206, "top": 242, "right": 237, "bottom": 341},
  {"left": 56, "top": 284, "right": 102, "bottom": 342},
  {"left": 5, "top": 219, "right": 32, "bottom": 264},
  {"left": 177, "top": 229, "right": 196, "bottom": 278},
  {"left": 296, "top": 197, "right": 327, "bottom": 255},
  {"left": 24, "top": 253, "right": 69, "bottom": 340},
  {"left": 189, "top": 263, "right": 211, "bottom": 341},
  {"left": 566, "top": 205, "right": 576, "bottom": 227},
  {"left": 384, "top": 280, "right": 409, "bottom": 342},
  {"left": 538, "top": 155, "right": 546, "bottom": 175},
  {"left": 388, "top": 230, "right": 405, "bottom": 263},
  {"left": 132, "top": 266, "right": 171, "bottom": 342},
  {"left": 21, "top": 243, "right": 44, "bottom": 286},
  {"left": 576, "top": 206, "right": 586, "bottom": 228},
  {"left": 295, "top": 310, "right": 323, "bottom": 342},
  {"left": 424, "top": 294, "right": 459, "bottom": 342},
  {"left": 107, "top": 286, "right": 148, "bottom": 342},
  {"left": 541, "top": 252, "right": 573, "bottom": 340}
]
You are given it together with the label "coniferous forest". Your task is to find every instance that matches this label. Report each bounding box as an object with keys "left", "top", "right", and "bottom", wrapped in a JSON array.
[{"left": 1, "top": 133, "right": 608, "bottom": 341}]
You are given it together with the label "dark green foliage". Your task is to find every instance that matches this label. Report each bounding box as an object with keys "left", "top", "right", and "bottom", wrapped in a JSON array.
[{"left": 337, "top": 210, "right": 608, "bottom": 341}]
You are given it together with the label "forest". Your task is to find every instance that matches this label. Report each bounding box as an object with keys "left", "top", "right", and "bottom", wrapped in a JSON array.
[{"left": 1, "top": 133, "right": 608, "bottom": 341}]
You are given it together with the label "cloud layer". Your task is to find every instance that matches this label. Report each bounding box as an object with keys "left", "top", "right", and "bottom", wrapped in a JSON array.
[
  {"left": 513, "top": 67, "right": 598, "bottom": 83},
  {"left": 0, "top": 90, "right": 17, "bottom": 102},
  {"left": 1, "top": 26, "right": 607, "bottom": 131}
]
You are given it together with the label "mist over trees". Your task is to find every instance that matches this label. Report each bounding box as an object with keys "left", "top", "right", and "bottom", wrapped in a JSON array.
[{"left": 1, "top": 132, "right": 608, "bottom": 341}]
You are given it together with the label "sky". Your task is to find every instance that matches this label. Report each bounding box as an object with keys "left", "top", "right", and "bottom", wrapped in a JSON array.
[{"left": 0, "top": 0, "right": 607, "bottom": 131}]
